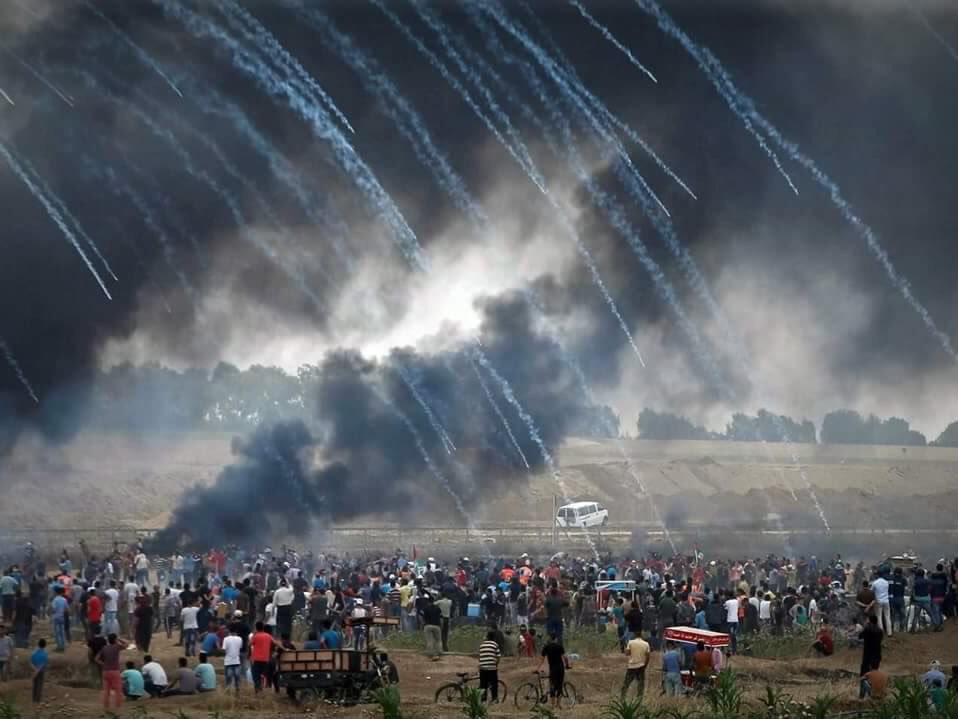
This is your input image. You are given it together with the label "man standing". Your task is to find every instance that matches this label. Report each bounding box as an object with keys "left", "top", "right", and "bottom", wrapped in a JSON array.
[
  {"left": 544, "top": 587, "right": 567, "bottom": 644},
  {"left": 181, "top": 599, "right": 200, "bottom": 657},
  {"left": 724, "top": 593, "right": 741, "bottom": 653},
  {"left": 537, "top": 633, "right": 570, "bottom": 709},
  {"left": 50, "top": 587, "right": 69, "bottom": 652},
  {"left": 477, "top": 630, "right": 501, "bottom": 702},
  {"left": 30, "top": 638, "right": 47, "bottom": 704},
  {"left": 871, "top": 573, "right": 892, "bottom": 636},
  {"left": 272, "top": 580, "right": 295, "bottom": 639},
  {"left": 436, "top": 593, "right": 453, "bottom": 653},
  {"left": 621, "top": 631, "right": 651, "bottom": 699},
  {"left": 96, "top": 633, "right": 129, "bottom": 711},
  {"left": 86, "top": 583, "right": 103, "bottom": 640},
  {"left": 661, "top": 641, "right": 683, "bottom": 696},
  {"left": 250, "top": 621, "right": 279, "bottom": 692},
  {"left": 421, "top": 595, "right": 443, "bottom": 660},
  {"left": 104, "top": 581, "right": 120, "bottom": 637},
  {"left": 889, "top": 568, "right": 907, "bottom": 634},
  {"left": 859, "top": 615, "right": 883, "bottom": 679},
  {"left": 855, "top": 581, "right": 875, "bottom": 624},
  {"left": 222, "top": 627, "right": 244, "bottom": 695}
]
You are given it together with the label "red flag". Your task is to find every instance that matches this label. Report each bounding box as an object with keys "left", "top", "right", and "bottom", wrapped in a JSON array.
[{"left": 411, "top": 544, "right": 417, "bottom": 561}]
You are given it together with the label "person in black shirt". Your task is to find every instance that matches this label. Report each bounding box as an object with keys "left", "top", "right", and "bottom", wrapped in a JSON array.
[
  {"left": 889, "top": 568, "right": 907, "bottom": 633},
  {"left": 544, "top": 588, "right": 567, "bottom": 643},
  {"left": 537, "top": 633, "right": 570, "bottom": 708},
  {"left": 859, "top": 615, "right": 883, "bottom": 678}
]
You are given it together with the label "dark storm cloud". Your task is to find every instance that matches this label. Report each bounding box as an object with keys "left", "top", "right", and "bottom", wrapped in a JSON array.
[{"left": 1, "top": 0, "right": 957, "bottom": 447}]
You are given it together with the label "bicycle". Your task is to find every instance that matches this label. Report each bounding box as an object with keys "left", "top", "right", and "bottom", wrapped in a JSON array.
[
  {"left": 434, "top": 672, "right": 508, "bottom": 704},
  {"left": 514, "top": 670, "right": 578, "bottom": 709}
]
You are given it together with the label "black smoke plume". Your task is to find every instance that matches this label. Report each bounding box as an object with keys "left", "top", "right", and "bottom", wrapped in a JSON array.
[{"left": 152, "top": 292, "right": 597, "bottom": 549}]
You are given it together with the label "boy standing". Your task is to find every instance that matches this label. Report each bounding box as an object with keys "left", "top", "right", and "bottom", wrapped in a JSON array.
[{"left": 31, "top": 638, "right": 48, "bottom": 703}]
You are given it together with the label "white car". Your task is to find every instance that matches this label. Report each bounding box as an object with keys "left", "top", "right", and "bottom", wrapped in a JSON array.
[{"left": 556, "top": 501, "right": 609, "bottom": 528}]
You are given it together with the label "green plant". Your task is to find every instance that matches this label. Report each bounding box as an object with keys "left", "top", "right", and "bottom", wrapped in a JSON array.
[
  {"left": 808, "top": 694, "right": 838, "bottom": 719},
  {"left": 705, "top": 670, "right": 745, "bottom": 719},
  {"left": 461, "top": 687, "right": 488, "bottom": 719},
  {"left": 887, "top": 678, "right": 932, "bottom": 719},
  {"left": 0, "top": 697, "right": 21, "bottom": 719},
  {"left": 375, "top": 685, "right": 404, "bottom": 719},
  {"left": 530, "top": 703, "right": 560, "bottom": 719},
  {"left": 602, "top": 696, "right": 649, "bottom": 719}
]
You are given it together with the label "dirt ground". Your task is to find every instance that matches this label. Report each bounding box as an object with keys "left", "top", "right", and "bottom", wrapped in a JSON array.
[{"left": 0, "top": 618, "right": 955, "bottom": 717}]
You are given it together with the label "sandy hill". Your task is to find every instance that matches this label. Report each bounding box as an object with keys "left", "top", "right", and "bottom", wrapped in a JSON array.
[{"left": 1, "top": 433, "right": 956, "bottom": 545}]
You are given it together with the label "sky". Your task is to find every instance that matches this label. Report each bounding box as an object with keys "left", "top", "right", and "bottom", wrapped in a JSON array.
[{"left": 1, "top": 0, "right": 958, "bottom": 441}]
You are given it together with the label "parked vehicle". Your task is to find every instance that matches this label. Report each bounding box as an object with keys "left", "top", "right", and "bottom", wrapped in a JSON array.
[{"left": 556, "top": 501, "right": 609, "bottom": 528}]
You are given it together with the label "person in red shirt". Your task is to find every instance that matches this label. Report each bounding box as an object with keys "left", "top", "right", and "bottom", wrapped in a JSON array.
[
  {"left": 250, "top": 621, "right": 280, "bottom": 692},
  {"left": 812, "top": 620, "right": 835, "bottom": 657},
  {"left": 86, "top": 586, "right": 104, "bottom": 638}
]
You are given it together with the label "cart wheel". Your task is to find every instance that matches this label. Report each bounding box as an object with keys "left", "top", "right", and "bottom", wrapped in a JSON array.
[
  {"left": 562, "top": 681, "right": 578, "bottom": 707},
  {"left": 297, "top": 688, "right": 320, "bottom": 709},
  {"left": 434, "top": 683, "right": 464, "bottom": 703},
  {"left": 513, "top": 682, "right": 540, "bottom": 710},
  {"left": 385, "top": 660, "right": 400, "bottom": 684}
]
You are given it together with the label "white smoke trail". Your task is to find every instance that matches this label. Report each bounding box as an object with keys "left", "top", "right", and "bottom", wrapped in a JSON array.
[
  {"left": 0, "top": 87, "right": 13, "bottom": 106},
  {"left": 396, "top": 363, "right": 457, "bottom": 455},
  {"left": 384, "top": 0, "right": 646, "bottom": 369},
  {"left": 297, "top": 5, "right": 487, "bottom": 228},
  {"left": 568, "top": 0, "right": 657, "bottom": 84},
  {"left": 82, "top": 1, "right": 183, "bottom": 98},
  {"left": 216, "top": 0, "right": 354, "bottom": 134},
  {"left": 153, "top": 0, "right": 427, "bottom": 271},
  {"left": 0, "top": 338, "right": 39, "bottom": 404},
  {"left": 0, "top": 140, "right": 112, "bottom": 300},
  {"left": 1, "top": 46, "right": 73, "bottom": 106},
  {"left": 910, "top": 3, "right": 958, "bottom": 64},
  {"left": 468, "top": 357, "right": 531, "bottom": 470},
  {"left": 15, "top": 152, "right": 118, "bottom": 282}
]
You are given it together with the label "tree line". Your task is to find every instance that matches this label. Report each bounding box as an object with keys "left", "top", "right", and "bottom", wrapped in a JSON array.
[{"left": 637, "top": 407, "right": 958, "bottom": 447}]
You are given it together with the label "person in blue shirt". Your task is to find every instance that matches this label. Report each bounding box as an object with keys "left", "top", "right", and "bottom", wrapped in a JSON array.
[
  {"left": 50, "top": 587, "right": 69, "bottom": 651},
  {"left": 303, "top": 631, "right": 322, "bottom": 650},
  {"left": 319, "top": 619, "right": 340, "bottom": 649},
  {"left": 200, "top": 628, "right": 220, "bottom": 656},
  {"left": 122, "top": 660, "right": 146, "bottom": 700},
  {"left": 194, "top": 652, "right": 217, "bottom": 693},
  {"left": 661, "top": 641, "right": 683, "bottom": 696},
  {"left": 30, "top": 638, "right": 47, "bottom": 703}
]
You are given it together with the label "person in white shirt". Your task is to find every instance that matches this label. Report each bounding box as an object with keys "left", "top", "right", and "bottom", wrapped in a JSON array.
[
  {"left": 351, "top": 598, "right": 368, "bottom": 651},
  {"left": 181, "top": 601, "right": 200, "bottom": 657},
  {"left": 134, "top": 553, "right": 150, "bottom": 586},
  {"left": 122, "top": 578, "right": 139, "bottom": 637},
  {"left": 265, "top": 602, "right": 277, "bottom": 635},
  {"left": 871, "top": 575, "right": 892, "bottom": 636},
  {"left": 104, "top": 582, "right": 120, "bottom": 636},
  {"left": 222, "top": 628, "right": 244, "bottom": 694},
  {"left": 723, "top": 594, "right": 741, "bottom": 653},
  {"left": 273, "top": 581, "right": 295, "bottom": 638},
  {"left": 141, "top": 654, "right": 168, "bottom": 697}
]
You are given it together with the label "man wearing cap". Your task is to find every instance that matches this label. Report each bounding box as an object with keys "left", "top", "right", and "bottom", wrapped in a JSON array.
[
  {"left": 351, "top": 598, "right": 368, "bottom": 651},
  {"left": 421, "top": 594, "right": 443, "bottom": 660}
]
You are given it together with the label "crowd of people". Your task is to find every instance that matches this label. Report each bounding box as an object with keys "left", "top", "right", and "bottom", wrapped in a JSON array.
[{"left": 0, "top": 542, "right": 956, "bottom": 708}]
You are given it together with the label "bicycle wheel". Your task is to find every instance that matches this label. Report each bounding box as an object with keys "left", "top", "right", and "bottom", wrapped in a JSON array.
[
  {"left": 514, "top": 682, "right": 541, "bottom": 710},
  {"left": 495, "top": 679, "right": 508, "bottom": 703},
  {"left": 434, "top": 683, "right": 464, "bottom": 703},
  {"left": 562, "top": 680, "right": 578, "bottom": 707}
]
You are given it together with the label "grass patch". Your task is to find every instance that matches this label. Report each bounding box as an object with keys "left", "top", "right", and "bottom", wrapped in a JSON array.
[
  {"left": 739, "top": 630, "right": 814, "bottom": 660},
  {"left": 380, "top": 624, "right": 619, "bottom": 657}
]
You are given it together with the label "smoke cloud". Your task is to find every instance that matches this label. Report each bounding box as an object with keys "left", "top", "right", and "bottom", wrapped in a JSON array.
[{"left": 1, "top": 0, "right": 958, "bottom": 493}]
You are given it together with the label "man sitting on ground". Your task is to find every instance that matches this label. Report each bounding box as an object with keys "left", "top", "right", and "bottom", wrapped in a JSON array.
[
  {"left": 141, "top": 654, "right": 168, "bottom": 697},
  {"left": 163, "top": 657, "right": 198, "bottom": 697},
  {"left": 121, "top": 661, "right": 145, "bottom": 701},
  {"left": 195, "top": 652, "right": 216, "bottom": 693}
]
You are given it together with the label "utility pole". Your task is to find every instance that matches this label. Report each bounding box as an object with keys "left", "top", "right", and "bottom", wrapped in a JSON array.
[{"left": 552, "top": 495, "right": 558, "bottom": 546}]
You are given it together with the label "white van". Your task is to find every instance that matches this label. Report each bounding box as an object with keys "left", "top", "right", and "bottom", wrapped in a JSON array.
[{"left": 556, "top": 501, "right": 609, "bottom": 528}]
